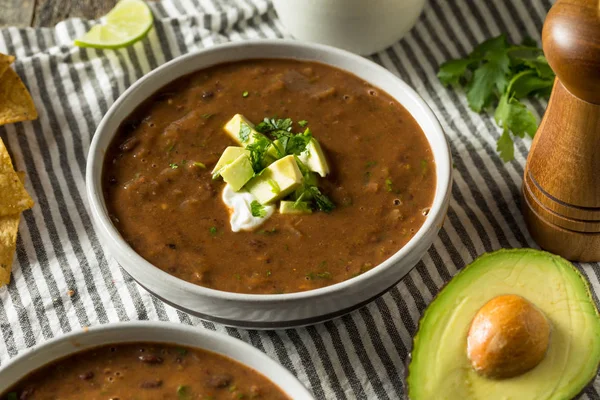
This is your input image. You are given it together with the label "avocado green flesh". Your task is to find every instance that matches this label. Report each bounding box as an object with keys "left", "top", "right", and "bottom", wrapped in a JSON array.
[{"left": 407, "top": 249, "right": 600, "bottom": 400}]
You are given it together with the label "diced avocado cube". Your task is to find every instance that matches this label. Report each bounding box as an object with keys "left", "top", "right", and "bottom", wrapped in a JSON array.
[
  {"left": 211, "top": 146, "right": 249, "bottom": 177},
  {"left": 223, "top": 114, "right": 265, "bottom": 145},
  {"left": 246, "top": 155, "right": 303, "bottom": 204},
  {"left": 220, "top": 154, "right": 254, "bottom": 191},
  {"left": 280, "top": 201, "right": 312, "bottom": 215},
  {"left": 298, "top": 138, "right": 330, "bottom": 177}
]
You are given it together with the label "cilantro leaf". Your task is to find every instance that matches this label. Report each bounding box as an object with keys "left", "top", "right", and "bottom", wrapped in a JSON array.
[
  {"left": 496, "top": 129, "right": 515, "bottom": 162},
  {"left": 467, "top": 48, "right": 510, "bottom": 112},
  {"left": 509, "top": 70, "right": 553, "bottom": 99},
  {"left": 177, "top": 385, "right": 192, "bottom": 400},
  {"left": 494, "top": 93, "right": 537, "bottom": 139},
  {"left": 283, "top": 128, "right": 312, "bottom": 155},
  {"left": 470, "top": 34, "right": 508, "bottom": 60},
  {"left": 298, "top": 120, "right": 308, "bottom": 127},
  {"left": 255, "top": 117, "right": 312, "bottom": 157},
  {"left": 239, "top": 121, "right": 252, "bottom": 143},
  {"left": 508, "top": 47, "right": 554, "bottom": 80},
  {"left": 438, "top": 58, "right": 473, "bottom": 86},
  {"left": 255, "top": 117, "right": 293, "bottom": 134},
  {"left": 246, "top": 134, "right": 272, "bottom": 173},
  {"left": 250, "top": 200, "right": 267, "bottom": 217},
  {"left": 308, "top": 186, "right": 335, "bottom": 213},
  {"left": 494, "top": 92, "right": 537, "bottom": 162},
  {"left": 293, "top": 157, "right": 335, "bottom": 213}
]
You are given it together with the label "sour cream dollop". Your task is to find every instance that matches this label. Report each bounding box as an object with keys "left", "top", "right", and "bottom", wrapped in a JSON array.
[{"left": 222, "top": 184, "right": 274, "bottom": 232}]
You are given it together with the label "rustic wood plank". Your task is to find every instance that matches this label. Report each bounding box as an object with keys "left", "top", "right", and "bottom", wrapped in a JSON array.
[
  {"left": 33, "top": 0, "right": 118, "bottom": 27},
  {"left": 0, "top": 0, "right": 36, "bottom": 28}
]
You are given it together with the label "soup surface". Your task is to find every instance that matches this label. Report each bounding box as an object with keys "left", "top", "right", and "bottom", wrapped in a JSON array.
[
  {"left": 103, "top": 59, "right": 436, "bottom": 294},
  {"left": 2, "top": 342, "right": 289, "bottom": 400}
]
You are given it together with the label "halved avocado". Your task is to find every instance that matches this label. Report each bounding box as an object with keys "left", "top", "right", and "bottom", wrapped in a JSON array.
[{"left": 407, "top": 249, "right": 600, "bottom": 400}]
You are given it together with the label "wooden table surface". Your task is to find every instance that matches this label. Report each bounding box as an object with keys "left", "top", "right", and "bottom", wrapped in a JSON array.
[{"left": 0, "top": 0, "right": 118, "bottom": 28}]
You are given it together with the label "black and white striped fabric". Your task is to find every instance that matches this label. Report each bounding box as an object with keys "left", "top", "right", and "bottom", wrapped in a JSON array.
[{"left": 1, "top": 0, "right": 598, "bottom": 398}]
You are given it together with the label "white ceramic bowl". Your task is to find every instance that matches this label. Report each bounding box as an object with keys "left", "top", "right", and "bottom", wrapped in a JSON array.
[
  {"left": 0, "top": 322, "right": 313, "bottom": 398},
  {"left": 86, "top": 40, "right": 452, "bottom": 329},
  {"left": 272, "top": 0, "right": 427, "bottom": 55}
]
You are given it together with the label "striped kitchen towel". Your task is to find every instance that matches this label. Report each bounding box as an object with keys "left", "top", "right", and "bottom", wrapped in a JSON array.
[{"left": 1, "top": 0, "right": 598, "bottom": 399}]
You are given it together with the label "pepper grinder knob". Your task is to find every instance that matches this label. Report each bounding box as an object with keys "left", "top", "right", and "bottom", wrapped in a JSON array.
[
  {"left": 543, "top": 0, "right": 600, "bottom": 104},
  {"left": 522, "top": 0, "right": 600, "bottom": 261}
]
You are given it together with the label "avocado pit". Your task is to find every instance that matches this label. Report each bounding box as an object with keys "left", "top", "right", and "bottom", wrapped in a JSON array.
[{"left": 467, "top": 294, "right": 550, "bottom": 379}]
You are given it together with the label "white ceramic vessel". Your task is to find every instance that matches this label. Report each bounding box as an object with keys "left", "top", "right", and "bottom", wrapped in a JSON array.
[
  {"left": 86, "top": 40, "right": 452, "bottom": 329},
  {"left": 0, "top": 322, "right": 313, "bottom": 398},
  {"left": 272, "top": 0, "right": 427, "bottom": 55}
]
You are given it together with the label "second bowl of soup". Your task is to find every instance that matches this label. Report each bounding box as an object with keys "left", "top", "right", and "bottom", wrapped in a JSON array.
[
  {"left": 87, "top": 40, "right": 452, "bottom": 328},
  {"left": 0, "top": 322, "right": 312, "bottom": 398}
]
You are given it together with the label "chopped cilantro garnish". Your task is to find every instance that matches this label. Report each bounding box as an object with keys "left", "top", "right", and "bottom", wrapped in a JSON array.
[
  {"left": 385, "top": 178, "right": 393, "bottom": 192},
  {"left": 438, "top": 34, "right": 554, "bottom": 161},
  {"left": 267, "top": 178, "right": 281, "bottom": 194},
  {"left": 239, "top": 121, "right": 253, "bottom": 143},
  {"left": 250, "top": 200, "right": 267, "bottom": 218},
  {"left": 181, "top": 159, "right": 188, "bottom": 165},
  {"left": 254, "top": 117, "right": 311, "bottom": 157},
  {"left": 201, "top": 113, "right": 214, "bottom": 119},
  {"left": 246, "top": 134, "right": 273, "bottom": 173},
  {"left": 266, "top": 269, "right": 272, "bottom": 277},
  {"left": 293, "top": 157, "right": 335, "bottom": 213},
  {"left": 242, "top": 91, "right": 249, "bottom": 98},
  {"left": 169, "top": 163, "right": 179, "bottom": 169},
  {"left": 255, "top": 117, "right": 293, "bottom": 134},
  {"left": 306, "top": 271, "right": 332, "bottom": 280},
  {"left": 234, "top": 274, "right": 241, "bottom": 281},
  {"left": 167, "top": 143, "right": 176, "bottom": 152},
  {"left": 283, "top": 128, "right": 312, "bottom": 156},
  {"left": 298, "top": 120, "right": 308, "bottom": 127},
  {"left": 209, "top": 226, "right": 217, "bottom": 236},
  {"left": 176, "top": 347, "right": 188, "bottom": 356},
  {"left": 193, "top": 161, "right": 206, "bottom": 169},
  {"left": 177, "top": 385, "right": 192, "bottom": 400},
  {"left": 306, "top": 186, "right": 335, "bottom": 212},
  {"left": 366, "top": 161, "right": 377, "bottom": 168}
]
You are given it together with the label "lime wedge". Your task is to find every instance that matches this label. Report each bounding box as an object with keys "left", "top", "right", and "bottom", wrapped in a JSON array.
[{"left": 74, "top": 0, "right": 153, "bottom": 49}]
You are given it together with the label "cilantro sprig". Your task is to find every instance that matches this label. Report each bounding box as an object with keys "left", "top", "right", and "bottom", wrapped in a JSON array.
[
  {"left": 293, "top": 157, "right": 335, "bottom": 213},
  {"left": 438, "top": 34, "right": 554, "bottom": 161},
  {"left": 250, "top": 200, "right": 267, "bottom": 217}
]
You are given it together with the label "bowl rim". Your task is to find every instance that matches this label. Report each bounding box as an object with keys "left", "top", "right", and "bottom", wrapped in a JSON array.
[
  {"left": 0, "top": 321, "right": 313, "bottom": 397},
  {"left": 86, "top": 38, "right": 452, "bottom": 303}
]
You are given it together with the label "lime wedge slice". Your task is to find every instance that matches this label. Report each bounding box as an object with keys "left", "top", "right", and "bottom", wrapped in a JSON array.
[{"left": 74, "top": 0, "right": 153, "bottom": 49}]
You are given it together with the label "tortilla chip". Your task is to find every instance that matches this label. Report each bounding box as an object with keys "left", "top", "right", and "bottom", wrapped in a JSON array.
[
  {"left": 0, "top": 138, "right": 34, "bottom": 216},
  {"left": 0, "top": 67, "right": 38, "bottom": 125},
  {"left": 0, "top": 53, "right": 15, "bottom": 80},
  {"left": 0, "top": 172, "right": 24, "bottom": 286}
]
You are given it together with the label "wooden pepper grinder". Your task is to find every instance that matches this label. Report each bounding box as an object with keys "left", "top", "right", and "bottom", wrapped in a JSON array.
[{"left": 522, "top": 0, "right": 600, "bottom": 261}]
